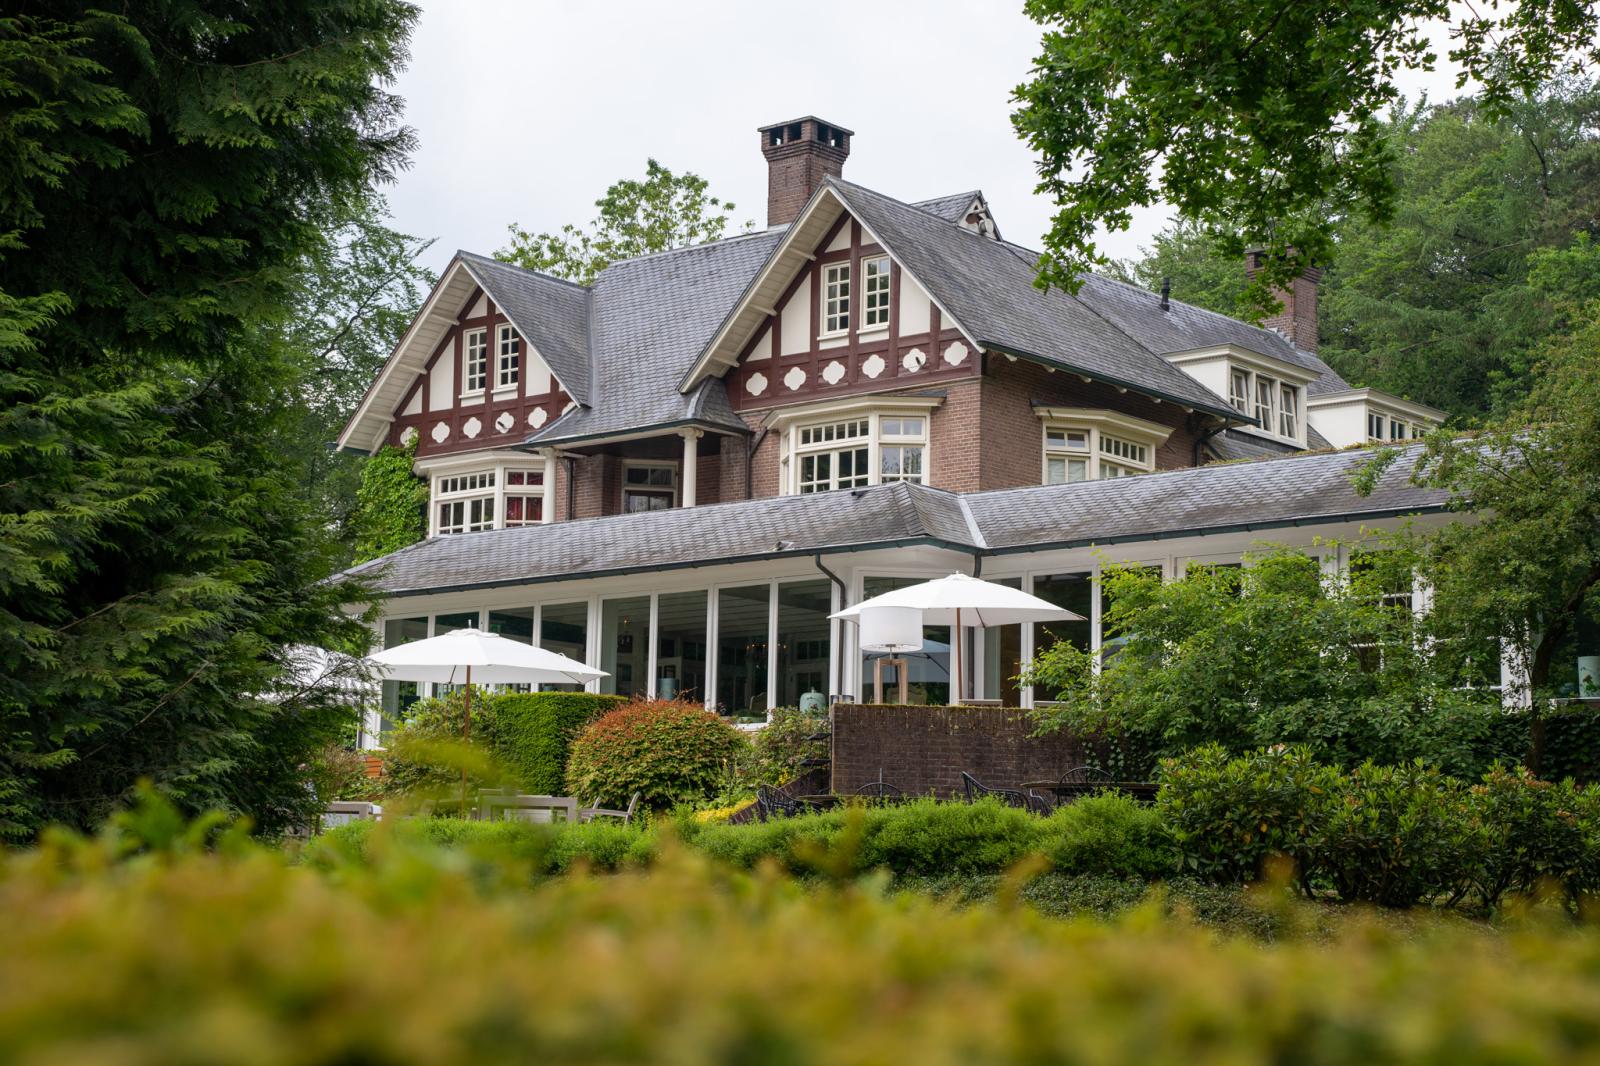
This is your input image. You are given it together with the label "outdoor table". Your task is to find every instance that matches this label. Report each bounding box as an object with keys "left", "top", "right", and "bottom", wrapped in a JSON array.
[{"left": 795, "top": 794, "right": 841, "bottom": 810}]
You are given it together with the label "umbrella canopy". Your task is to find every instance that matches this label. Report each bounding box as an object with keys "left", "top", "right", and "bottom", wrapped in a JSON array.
[
  {"left": 366, "top": 627, "right": 606, "bottom": 686},
  {"left": 831, "top": 573, "right": 1084, "bottom": 628}
]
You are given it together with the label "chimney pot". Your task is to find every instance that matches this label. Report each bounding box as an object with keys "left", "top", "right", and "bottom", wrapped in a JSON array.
[{"left": 758, "top": 115, "right": 852, "bottom": 228}]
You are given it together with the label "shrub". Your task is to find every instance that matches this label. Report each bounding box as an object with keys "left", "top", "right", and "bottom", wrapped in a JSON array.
[
  {"left": 748, "top": 706, "right": 830, "bottom": 785},
  {"left": 859, "top": 799, "right": 1042, "bottom": 876},
  {"left": 377, "top": 691, "right": 493, "bottom": 800},
  {"left": 1041, "top": 792, "right": 1172, "bottom": 879},
  {"left": 1466, "top": 766, "right": 1588, "bottom": 908},
  {"left": 1158, "top": 745, "right": 1340, "bottom": 884},
  {"left": 487, "top": 692, "right": 624, "bottom": 794},
  {"left": 566, "top": 699, "right": 747, "bottom": 808},
  {"left": 687, "top": 810, "right": 848, "bottom": 873},
  {"left": 1319, "top": 761, "right": 1470, "bottom": 907},
  {"left": 306, "top": 743, "right": 378, "bottom": 803}
]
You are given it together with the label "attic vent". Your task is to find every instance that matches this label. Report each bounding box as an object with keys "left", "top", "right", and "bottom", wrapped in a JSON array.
[{"left": 959, "top": 197, "right": 1000, "bottom": 240}]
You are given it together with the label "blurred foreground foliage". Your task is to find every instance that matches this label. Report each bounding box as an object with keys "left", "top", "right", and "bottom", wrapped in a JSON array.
[{"left": 9, "top": 791, "right": 1600, "bottom": 1063}]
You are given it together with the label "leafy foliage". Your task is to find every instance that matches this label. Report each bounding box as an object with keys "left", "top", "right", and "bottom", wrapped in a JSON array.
[
  {"left": 32, "top": 798, "right": 1600, "bottom": 1064},
  {"left": 487, "top": 692, "right": 625, "bottom": 795},
  {"left": 0, "top": 2, "right": 418, "bottom": 839},
  {"left": 748, "top": 705, "right": 831, "bottom": 785},
  {"left": 1320, "top": 760, "right": 1470, "bottom": 907},
  {"left": 565, "top": 699, "right": 748, "bottom": 808},
  {"left": 498, "top": 159, "right": 751, "bottom": 285},
  {"left": 351, "top": 438, "right": 428, "bottom": 563},
  {"left": 1113, "top": 82, "right": 1600, "bottom": 416},
  {"left": 1011, "top": 0, "right": 1600, "bottom": 307},
  {"left": 1023, "top": 548, "right": 1509, "bottom": 773}
]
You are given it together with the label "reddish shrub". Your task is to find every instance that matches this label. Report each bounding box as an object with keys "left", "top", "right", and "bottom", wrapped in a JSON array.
[{"left": 566, "top": 700, "right": 747, "bottom": 809}]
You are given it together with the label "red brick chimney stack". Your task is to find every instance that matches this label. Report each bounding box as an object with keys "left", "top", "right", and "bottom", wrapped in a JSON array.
[
  {"left": 759, "top": 117, "right": 852, "bottom": 228},
  {"left": 1246, "top": 249, "right": 1322, "bottom": 353}
]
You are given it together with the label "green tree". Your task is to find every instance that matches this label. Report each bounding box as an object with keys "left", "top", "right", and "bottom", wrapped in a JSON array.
[
  {"left": 1011, "top": 0, "right": 1600, "bottom": 304},
  {"left": 1377, "top": 296, "right": 1600, "bottom": 771},
  {"left": 0, "top": 3, "right": 417, "bottom": 838},
  {"left": 1022, "top": 549, "right": 1506, "bottom": 775},
  {"left": 1114, "top": 81, "right": 1600, "bottom": 418},
  {"left": 498, "top": 159, "right": 750, "bottom": 285}
]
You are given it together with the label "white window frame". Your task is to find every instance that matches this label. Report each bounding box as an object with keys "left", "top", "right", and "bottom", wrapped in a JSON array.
[
  {"left": 502, "top": 468, "right": 544, "bottom": 526},
  {"left": 1036, "top": 408, "right": 1169, "bottom": 485},
  {"left": 822, "top": 262, "right": 851, "bottom": 336},
  {"left": 463, "top": 328, "right": 488, "bottom": 395},
  {"left": 1229, "top": 368, "right": 1250, "bottom": 413},
  {"left": 794, "top": 417, "right": 873, "bottom": 494},
  {"left": 775, "top": 400, "right": 940, "bottom": 496},
  {"left": 622, "top": 461, "right": 678, "bottom": 512},
  {"left": 861, "top": 255, "right": 891, "bottom": 331},
  {"left": 496, "top": 324, "right": 520, "bottom": 391},
  {"left": 434, "top": 469, "right": 496, "bottom": 535},
  {"left": 1278, "top": 383, "right": 1299, "bottom": 439}
]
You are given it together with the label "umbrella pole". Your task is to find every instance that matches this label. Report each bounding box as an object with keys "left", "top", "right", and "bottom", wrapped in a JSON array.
[
  {"left": 955, "top": 607, "right": 963, "bottom": 706},
  {"left": 461, "top": 665, "right": 472, "bottom": 817}
]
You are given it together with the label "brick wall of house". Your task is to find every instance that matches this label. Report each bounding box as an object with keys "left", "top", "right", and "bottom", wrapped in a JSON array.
[
  {"left": 927, "top": 379, "right": 982, "bottom": 493},
  {"left": 717, "top": 433, "right": 749, "bottom": 503},
  {"left": 830, "top": 703, "right": 1092, "bottom": 798},
  {"left": 978, "top": 357, "right": 1203, "bottom": 490},
  {"left": 746, "top": 413, "right": 782, "bottom": 499}
]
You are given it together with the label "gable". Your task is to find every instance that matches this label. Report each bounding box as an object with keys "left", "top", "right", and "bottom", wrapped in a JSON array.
[
  {"left": 337, "top": 254, "right": 590, "bottom": 455},
  {"left": 716, "top": 207, "right": 979, "bottom": 412}
]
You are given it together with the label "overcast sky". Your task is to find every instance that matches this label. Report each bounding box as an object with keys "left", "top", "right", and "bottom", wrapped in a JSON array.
[{"left": 384, "top": 0, "right": 1470, "bottom": 277}]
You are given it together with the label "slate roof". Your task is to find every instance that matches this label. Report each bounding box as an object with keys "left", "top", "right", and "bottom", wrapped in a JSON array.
[
  {"left": 826, "top": 179, "right": 1245, "bottom": 419},
  {"left": 459, "top": 252, "right": 594, "bottom": 406},
  {"left": 1206, "top": 426, "right": 1333, "bottom": 463},
  {"left": 1072, "top": 273, "right": 1350, "bottom": 396},
  {"left": 521, "top": 229, "right": 783, "bottom": 445},
  {"left": 911, "top": 191, "right": 980, "bottom": 222},
  {"left": 345, "top": 444, "right": 1447, "bottom": 597}
]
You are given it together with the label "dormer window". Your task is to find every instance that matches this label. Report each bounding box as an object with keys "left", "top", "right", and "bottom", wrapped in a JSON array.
[
  {"left": 1390, "top": 418, "right": 1409, "bottom": 441},
  {"left": 823, "top": 263, "right": 850, "bottom": 335},
  {"left": 496, "top": 325, "right": 520, "bottom": 389},
  {"left": 1230, "top": 369, "right": 1250, "bottom": 413},
  {"left": 463, "top": 329, "right": 488, "bottom": 394},
  {"left": 862, "top": 256, "right": 891, "bottom": 330},
  {"left": 1278, "top": 384, "right": 1299, "bottom": 439},
  {"left": 1254, "top": 376, "right": 1274, "bottom": 428},
  {"left": 1368, "top": 411, "right": 1387, "bottom": 440}
]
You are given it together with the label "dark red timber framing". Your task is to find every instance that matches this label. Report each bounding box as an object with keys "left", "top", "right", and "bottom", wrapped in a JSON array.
[
  {"left": 725, "top": 214, "right": 974, "bottom": 412},
  {"left": 388, "top": 287, "right": 571, "bottom": 458}
]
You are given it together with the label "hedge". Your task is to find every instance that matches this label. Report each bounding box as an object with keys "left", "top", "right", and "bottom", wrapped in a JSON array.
[
  {"left": 17, "top": 813, "right": 1600, "bottom": 1063},
  {"left": 487, "top": 692, "right": 624, "bottom": 794}
]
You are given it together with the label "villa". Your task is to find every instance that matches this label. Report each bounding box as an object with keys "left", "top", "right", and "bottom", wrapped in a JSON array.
[{"left": 337, "top": 116, "right": 1454, "bottom": 741}]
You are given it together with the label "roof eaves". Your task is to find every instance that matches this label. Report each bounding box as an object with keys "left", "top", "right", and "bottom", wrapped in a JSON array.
[{"left": 982, "top": 341, "right": 1247, "bottom": 425}]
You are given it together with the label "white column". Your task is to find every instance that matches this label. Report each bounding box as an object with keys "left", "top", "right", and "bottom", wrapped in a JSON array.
[
  {"left": 539, "top": 448, "right": 557, "bottom": 523},
  {"left": 680, "top": 429, "right": 702, "bottom": 508}
]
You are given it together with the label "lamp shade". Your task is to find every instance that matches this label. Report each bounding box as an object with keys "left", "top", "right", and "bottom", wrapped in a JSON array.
[{"left": 858, "top": 605, "right": 923, "bottom": 654}]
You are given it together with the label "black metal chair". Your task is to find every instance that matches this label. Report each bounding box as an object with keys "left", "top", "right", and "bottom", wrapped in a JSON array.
[
  {"left": 960, "top": 771, "right": 1033, "bottom": 811},
  {"left": 853, "top": 779, "right": 904, "bottom": 801},
  {"left": 1054, "top": 766, "right": 1114, "bottom": 804},
  {"left": 756, "top": 783, "right": 804, "bottom": 821}
]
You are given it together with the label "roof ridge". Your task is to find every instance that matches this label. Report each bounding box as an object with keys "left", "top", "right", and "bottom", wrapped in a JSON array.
[
  {"left": 1081, "top": 270, "right": 1299, "bottom": 348},
  {"left": 457, "top": 250, "right": 592, "bottom": 292},
  {"left": 594, "top": 227, "right": 779, "bottom": 273}
]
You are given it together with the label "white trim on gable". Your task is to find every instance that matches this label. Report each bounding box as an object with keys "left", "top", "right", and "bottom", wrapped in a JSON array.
[{"left": 678, "top": 183, "right": 981, "bottom": 394}]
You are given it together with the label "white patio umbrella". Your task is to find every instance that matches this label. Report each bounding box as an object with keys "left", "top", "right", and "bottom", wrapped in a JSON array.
[
  {"left": 832, "top": 574, "right": 1083, "bottom": 703},
  {"left": 366, "top": 627, "right": 606, "bottom": 808}
]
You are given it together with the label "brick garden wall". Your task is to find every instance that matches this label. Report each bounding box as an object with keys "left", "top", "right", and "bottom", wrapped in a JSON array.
[{"left": 830, "top": 703, "right": 1092, "bottom": 798}]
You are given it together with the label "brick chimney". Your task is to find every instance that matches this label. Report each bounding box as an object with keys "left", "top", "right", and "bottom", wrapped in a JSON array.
[
  {"left": 1246, "top": 249, "right": 1322, "bottom": 353},
  {"left": 759, "top": 117, "right": 852, "bottom": 228}
]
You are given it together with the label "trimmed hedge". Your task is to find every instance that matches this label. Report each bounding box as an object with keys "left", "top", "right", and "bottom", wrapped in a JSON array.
[
  {"left": 488, "top": 692, "right": 624, "bottom": 794},
  {"left": 27, "top": 815, "right": 1600, "bottom": 1062}
]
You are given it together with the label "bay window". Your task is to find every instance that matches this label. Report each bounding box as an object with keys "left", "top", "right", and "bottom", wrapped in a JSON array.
[
  {"left": 503, "top": 469, "right": 544, "bottom": 526},
  {"left": 435, "top": 470, "right": 496, "bottom": 535},
  {"left": 789, "top": 408, "right": 930, "bottom": 494},
  {"left": 1039, "top": 409, "right": 1167, "bottom": 484}
]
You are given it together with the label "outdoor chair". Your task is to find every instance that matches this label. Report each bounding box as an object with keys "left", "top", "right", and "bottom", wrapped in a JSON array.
[
  {"left": 320, "top": 801, "right": 382, "bottom": 830},
  {"left": 959, "top": 771, "right": 1033, "bottom": 812},
  {"left": 853, "top": 779, "right": 904, "bottom": 801},
  {"left": 756, "top": 783, "right": 804, "bottom": 821},
  {"left": 580, "top": 792, "right": 641, "bottom": 825},
  {"left": 1056, "top": 766, "right": 1113, "bottom": 802}
]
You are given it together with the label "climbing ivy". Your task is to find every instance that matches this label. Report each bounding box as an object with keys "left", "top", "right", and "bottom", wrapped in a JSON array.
[{"left": 352, "top": 438, "right": 428, "bottom": 562}]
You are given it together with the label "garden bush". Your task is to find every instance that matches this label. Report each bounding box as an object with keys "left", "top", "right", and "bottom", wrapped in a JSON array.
[
  {"left": 747, "top": 705, "right": 830, "bottom": 785},
  {"left": 1318, "top": 761, "right": 1470, "bottom": 907},
  {"left": 566, "top": 699, "right": 747, "bottom": 808},
  {"left": 1157, "top": 745, "right": 1340, "bottom": 884},
  {"left": 1466, "top": 766, "right": 1590, "bottom": 907},
  {"left": 1040, "top": 791, "right": 1172, "bottom": 879},
  {"left": 21, "top": 805, "right": 1600, "bottom": 1063},
  {"left": 487, "top": 692, "right": 624, "bottom": 794}
]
